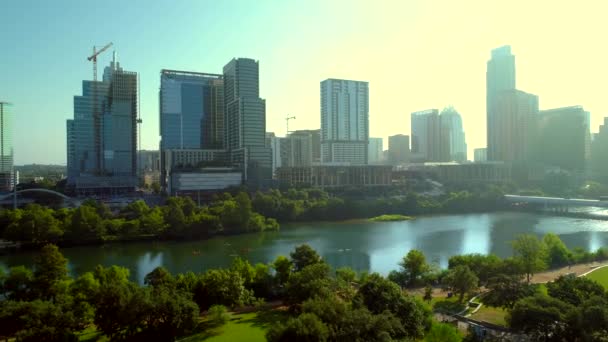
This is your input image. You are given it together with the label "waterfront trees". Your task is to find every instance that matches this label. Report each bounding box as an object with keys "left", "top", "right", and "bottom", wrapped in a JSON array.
[
  {"left": 512, "top": 234, "right": 547, "bottom": 283},
  {"left": 443, "top": 265, "right": 478, "bottom": 303}
]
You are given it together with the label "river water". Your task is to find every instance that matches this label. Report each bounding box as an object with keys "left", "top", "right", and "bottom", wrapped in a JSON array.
[{"left": 2, "top": 212, "right": 608, "bottom": 284}]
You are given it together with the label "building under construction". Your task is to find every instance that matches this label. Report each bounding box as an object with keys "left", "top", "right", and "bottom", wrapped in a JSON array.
[{"left": 66, "top": 53, "right": 139, "bottom": 195}]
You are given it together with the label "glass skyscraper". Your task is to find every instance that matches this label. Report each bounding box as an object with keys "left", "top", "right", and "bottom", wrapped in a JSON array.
[
  {"left": 66, "top": 55, "right": 138, "bottom": 194},
  {"left": 223, "top": 58, "right": 271, "bottom": 185},
  {"left": 486, "top": 45, "right": 516, "bottom": 161},
  {"left": 159, "top": 70, "right": 224, "bottom": 150},
  {"left": 0, "top": 102, "right": 13, "bottom": 191}
]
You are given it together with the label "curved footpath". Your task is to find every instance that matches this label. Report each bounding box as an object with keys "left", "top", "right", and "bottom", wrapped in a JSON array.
[{"left": 464, "top": 261, "right": 608, "bottom": 317}]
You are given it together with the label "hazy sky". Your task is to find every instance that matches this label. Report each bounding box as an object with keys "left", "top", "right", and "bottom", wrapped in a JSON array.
[{"left": 2, "top": 0, "right": 608, "bottom": 165}]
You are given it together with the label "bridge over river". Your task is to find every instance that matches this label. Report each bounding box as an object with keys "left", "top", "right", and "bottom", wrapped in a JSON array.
[{"left": 505, "top": 194, "right": 608, "bottom": 213}]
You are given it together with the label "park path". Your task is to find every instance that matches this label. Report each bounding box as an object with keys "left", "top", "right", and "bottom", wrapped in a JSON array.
[{"left": 530, "top": 261, "right": 608, "bottom": 284}]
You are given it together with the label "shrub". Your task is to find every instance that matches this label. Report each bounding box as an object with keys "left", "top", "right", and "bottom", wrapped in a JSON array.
[{"left": 207, "top": 305, "right": 230, "bottom": 326}]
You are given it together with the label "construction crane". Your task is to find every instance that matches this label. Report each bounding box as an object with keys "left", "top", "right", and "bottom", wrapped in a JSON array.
[
  {"left": 87, "top": 42, "right": 113, "bottom": 81},
  {"left": 285, "top": 115, "right": 296, "bottom": 134},
  {"left": 86, "top": 42, "right": 113, "bottom": 174}
]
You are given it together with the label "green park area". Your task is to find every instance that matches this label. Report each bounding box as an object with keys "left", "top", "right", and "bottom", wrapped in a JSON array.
[
  {"left": 180, "top": 311, "right": 285, "bottom": 342},
  {"left": 586, "top": 266, "right": 608, "bottom": 289}
]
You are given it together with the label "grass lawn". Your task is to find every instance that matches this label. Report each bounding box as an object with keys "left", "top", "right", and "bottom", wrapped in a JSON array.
[
  {"left": 469, "top": 305, "right": 507, "bottom": 326},
  {"left": 179, "top": 310, "right": 287, "bottom": 342},
  {"left": 585, "top": 266, "right": 608, "bottom": 290}
]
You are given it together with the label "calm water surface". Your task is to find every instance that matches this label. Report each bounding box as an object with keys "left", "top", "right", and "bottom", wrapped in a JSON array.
[{"left": 2, "top": 212, "right": 608, "bottom": 284}]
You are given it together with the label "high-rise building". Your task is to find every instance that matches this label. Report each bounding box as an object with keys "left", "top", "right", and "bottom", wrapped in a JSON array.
[
  {"left": 538, "top": 106, "right": 590, "bottom": 172},
  {"left": 487, "top": 46, "right": 516, "bottom": 161},
  {"left": 0, "top": 102, "right": 14, "bottom": 191},
  {"left": 159, "top": 70, "right": 226, "bottom": 190},
  {"left": 66, "top": 55, "right": 138, "bottom": 194},
  {"left": 591, "top": 117, "right": 608, "bottom": 182},
  {"left": 440, "top": 107, "right": 467, "bottom": 162},
  {"left": 388, "top": 134, "right": 409, "bottom": 165},
  {"left": 368, "top": 137, "right": 383, "bottom": 164},
  {"left": 320, "top": 79, "right": 369, "bottom": 165},
  {"left": 489, "top": 90, "right": 538, "bottom": 163},
  {"left": 474, "top": 148, "right": 487, "bottom": 162},
  {"left": 160, "top": 70, "right": 224, "bottom": 150},
  {"left": 286, "top": 131, "right": 314, "bottom": 167},
  {"left": 411, "top": 109, "right": 447, "bottom": 162},
  {"left": 267, "top": 133, "right": 284, "bottom": 177},
  {"left": 224, "top": 58, "right": 271, "bottom": 185},
  {"left": 293, "top": 129, "right": 321, "bottom": 163}
]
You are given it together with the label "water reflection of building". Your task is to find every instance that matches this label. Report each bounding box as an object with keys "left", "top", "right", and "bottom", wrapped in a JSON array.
[{"left": 323, "top": 250, "right": 371, "bottom": 273}]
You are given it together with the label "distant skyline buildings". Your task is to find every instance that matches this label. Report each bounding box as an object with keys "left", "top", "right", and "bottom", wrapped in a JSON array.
[
  {"left": 440, "top": 107, "right": 467, "bottom": 162},
  {"left": 411, "top": 109, "right": 445, "bottom": 163},
  {"left": 388, "top": 134, "right": 409, "bottom": 165},
  {"left": 320, "top": 79, "right": 369, "bottom": 165},
  {"left": 491, "top": 89, "right": 539, "bottom": 163},
  {"left": 537, "top": 106, "right": 590, "bottom": 172},
  {"left": 368, "top": 137, "right": 383, "bottom": 164},
  {"left": 0, "top": 102, "right": 14, "bottom": 191}
]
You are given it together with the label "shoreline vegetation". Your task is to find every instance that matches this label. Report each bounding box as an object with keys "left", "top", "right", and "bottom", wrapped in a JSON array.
[
  {"left": 0, "top": 186, "right": 508, "bottom": 252},
  {"left": 1, "top": 232, "right": 607, "bottom": 341},
  {"left": 369, "top": 214, "right": 414, "bottom": 222}
]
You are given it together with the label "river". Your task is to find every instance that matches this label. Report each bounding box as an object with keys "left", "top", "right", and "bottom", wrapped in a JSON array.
[{"left": 2, "top": 212, "right": 608, "bottom": 284}]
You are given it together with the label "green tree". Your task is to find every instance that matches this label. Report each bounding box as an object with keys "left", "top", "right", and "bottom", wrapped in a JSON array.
[
  {"left": 443, "top": 265, "right": 478, "bottom": 303},
  {"left": 10, "top": 299, "right": 80, "bottom": 342},
  {"left": 144, "top": 266, "right": 175, "bottom": 288},
  {"left": 33, "top": 244, "right": 68, "bottom": 299},
  {"left": 140, "top": 206, "right": 167, "bottom": 235},
  {"left": 194, "top": 269, "right": 251, "bottom": 309},
  {"left": 285, "top": 263, "right": 332, "bottom": 305},
  {"left": 266, "top": 313, "right": 329, "bottom": 342},
  {"left": 546, "top": 274, "right": 605, "bottom": 306},
  {"left": 399, "top": 249, "right": 430, "bottom": 287},
  {"left": 543, "top": 233, "right": 572, "bottom": 268},
  {"left": 207, "top": 304, "right": 230, "bottom": 325},
  {"left": 290, "top": 244, "right": 323, "bottom": 271},
  {"left": 448, "top": 253, "right": 502, "bottom": 286},
  {"left": 144, "top": 286, "right": 199, "bottom": 340},
  {"left": 425, "top": 323, "right": 462, "bottom": 342},
  {"left": 483, "top": 274, "right": 533, "bottom": 309},
  {"left": 5, "top": 204, "right": 63, "bottom": 243},
  {"left": 512, "top": 234, "right": 547, "bottom": 283},
  {"left": 423, "top": 285, "right": 433, "bottom": 303},
  {"left": 508, "top": 294, "right": 576, "bottom": 341},
  {"left": 93, "top": 278, "right": 150, "bottom": 340},
  {"left": 67, "top": 205, "right": 105, "bottom": 241},
  {"left": 355, "top": 273, "right": 430, "bottom": 339},
  {"left": 4, "top": 265, "right": 34, "bottom": 300},
  {"left": 273, "top": 255, "right": 293, "bottom": 287}
]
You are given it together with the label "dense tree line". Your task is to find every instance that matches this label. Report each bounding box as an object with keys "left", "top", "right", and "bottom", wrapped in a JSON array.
[
  {"left": 2, "top": 234, "right": 606, "bottom": 341},
  {"left": 0, "top": 187, "right": 508, "bottom": 247},
  {"left": 0, "top": 244, "right": 438, "bottom": 341},
  {"left": 252, "top": 186, "right": 506, "bottom": 222},
  {"left": 0, "top": 192, "right": 279, "bottom": 245}
]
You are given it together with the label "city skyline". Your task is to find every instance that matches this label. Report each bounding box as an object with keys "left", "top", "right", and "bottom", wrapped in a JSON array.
[{"left": 3, "top": 1, "right": 608, "bottom": 164}]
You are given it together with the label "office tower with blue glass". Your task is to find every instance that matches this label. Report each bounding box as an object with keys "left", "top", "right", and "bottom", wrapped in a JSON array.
[{"left": 66, "top": 55, "right": 138, "bottom": 194}]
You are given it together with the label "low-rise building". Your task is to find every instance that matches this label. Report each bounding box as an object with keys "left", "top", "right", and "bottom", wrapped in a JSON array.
[{"left": 276, "top": 165, "right": 392, "bottom": 188}]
